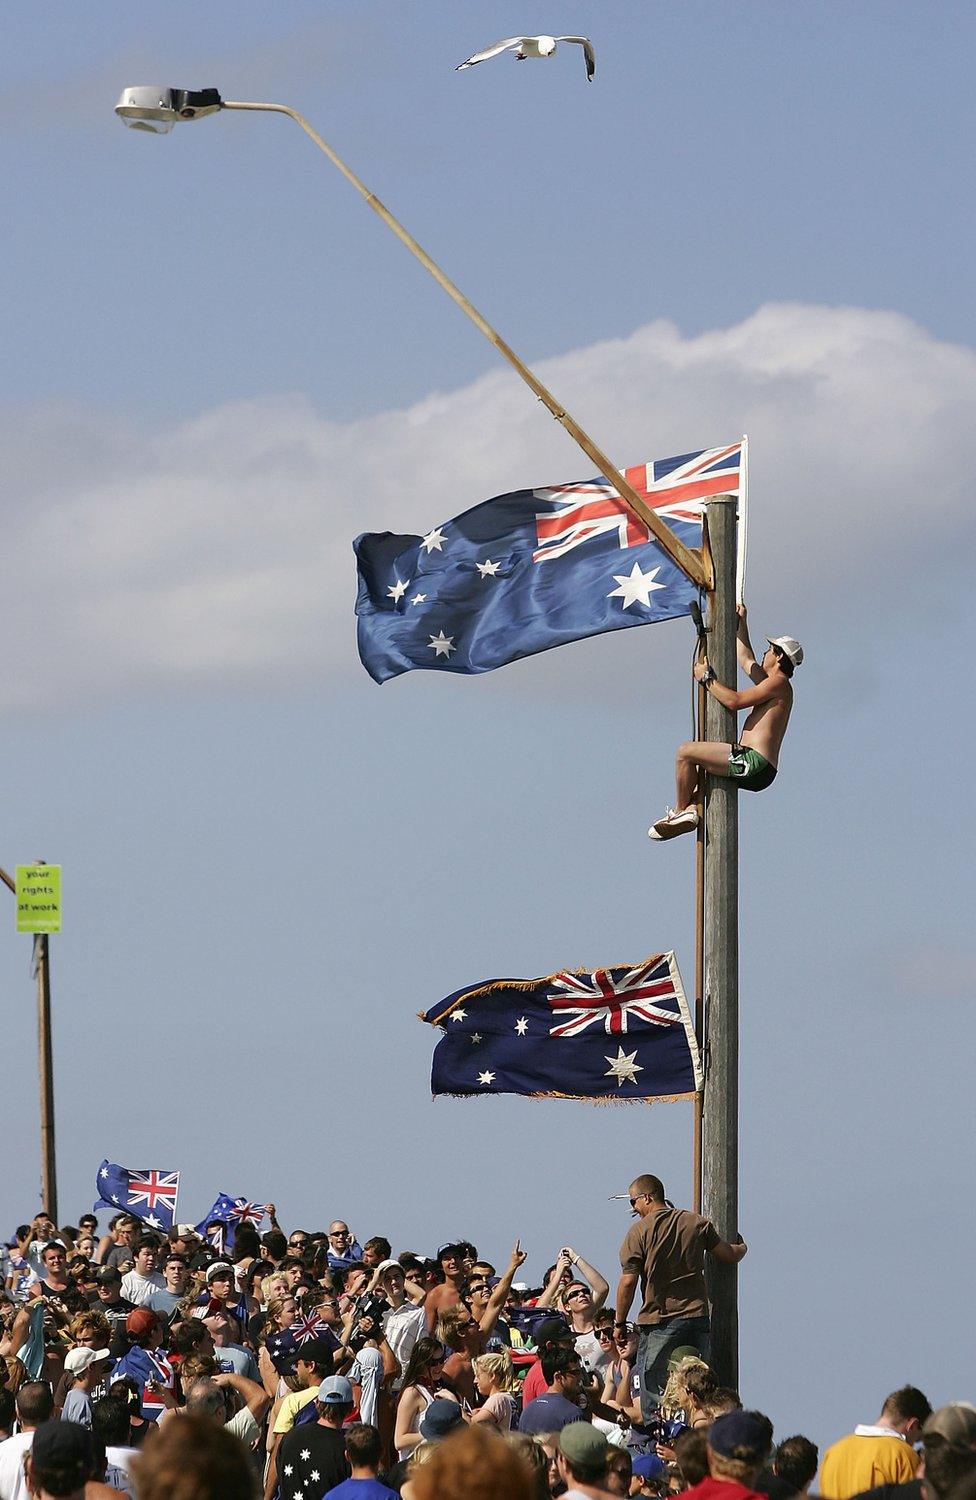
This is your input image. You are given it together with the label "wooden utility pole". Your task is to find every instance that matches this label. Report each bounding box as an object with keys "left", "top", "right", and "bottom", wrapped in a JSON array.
[
  {"left": 700, "top": 497, "right": 740, "bottom": 1388},
  {"left": 0, "top": 863, "right": 58, "bottom": 1220},
  {"left": 35, "top": 932, "right": 58, "bottom": 1222}
]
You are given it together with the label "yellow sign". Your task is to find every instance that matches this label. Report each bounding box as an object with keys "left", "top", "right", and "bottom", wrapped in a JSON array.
[{"left": 16, "top": 865, "right": 61, "bottom": 934}]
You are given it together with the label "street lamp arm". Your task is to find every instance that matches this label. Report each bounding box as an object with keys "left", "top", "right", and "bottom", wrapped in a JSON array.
[{"left": 220, "top": 99, "right": 709, "bottom": 590}]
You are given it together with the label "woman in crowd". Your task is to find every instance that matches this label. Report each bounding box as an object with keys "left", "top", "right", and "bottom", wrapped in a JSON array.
[
  {"left": 394, "top": 1338, "right": 451, "bottom": 1459},
  {"left": 256, "top": 1294, "right": 300, "bottom": 1396},
  {"left": 469, "top": 1351, "right": 515, "bottom": 1431}
]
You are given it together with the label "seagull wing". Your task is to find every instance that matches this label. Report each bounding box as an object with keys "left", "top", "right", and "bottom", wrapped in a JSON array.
[
  {"left": 456, "top": 37, "right": 533, "bottom": 70},
  {"left": 556, "top": 36, "right": 596, "bottom": 80}
]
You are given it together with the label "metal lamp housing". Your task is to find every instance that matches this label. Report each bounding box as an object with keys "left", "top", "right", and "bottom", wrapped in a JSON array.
[{"left": 115, "top": 87, "right": 223, "bottom": 134}]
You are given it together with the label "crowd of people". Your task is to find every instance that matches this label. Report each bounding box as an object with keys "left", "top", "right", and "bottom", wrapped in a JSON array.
[{"left": 1, "top": 1179, "right": 974, "bottom": 1500}]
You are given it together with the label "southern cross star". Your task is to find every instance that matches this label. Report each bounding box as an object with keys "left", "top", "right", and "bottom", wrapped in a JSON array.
[
  {"left": 410, "top": 593, "right": 427, "bottom": 605},
  {"left": 99, "top": 1167, "right": 108, "bottom": 1178},
  {"left": 604, "top": 1046, "right": 644, "bottom": 1087},
  {"left": 515, "top": 1017, "right": 529, "bottom": 1035},
  {"left": 476, "top": 558, "right": 501, "bottom": 578},
  {"left": 427, "top": 631, "right": 456, "bottom": 659},
  {"left": 387, "top": 577, "right": 410, "bottom": 601},
  {"left": 477, "top": 1070, "right": 496, "bottom": 1086},
  {"left": 470, "top": 1033, "right": 483, "bottom": 1044},
  {"left": 421, "top": 526, "right": 447, "bottom": 553},
  {"left": 450, "top": 1009, "right": 467, "bottom": 1023},
  {"left": 607, "top": 562, "right": 665, "bottom": 610}
]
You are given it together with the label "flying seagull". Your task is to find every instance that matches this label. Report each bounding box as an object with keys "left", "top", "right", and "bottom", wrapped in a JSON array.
[{"left": 456, "top": 34, "right": 595, "bottom": 81}]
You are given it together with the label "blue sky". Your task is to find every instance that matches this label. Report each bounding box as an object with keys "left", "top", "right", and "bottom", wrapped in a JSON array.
[{"left": 2, "top": 0, "right": 974, "bottom": 1451}]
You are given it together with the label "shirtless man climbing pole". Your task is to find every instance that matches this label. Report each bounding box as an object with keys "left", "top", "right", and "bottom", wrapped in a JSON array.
[{"left": 649, "top": 604, "right": 803, "bottom": 841}]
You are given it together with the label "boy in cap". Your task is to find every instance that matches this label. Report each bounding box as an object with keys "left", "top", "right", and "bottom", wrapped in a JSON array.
[
  {"left": 24, "top": 1420, "right": 97, "bottom": 1500},
  {"left": 555, "top": 1422, "right": 612, "bottom": 1500},
  {"left": 277, "top": 1375, "right": 354, "bottom": 1500},
  {"left": 650, "top": 604, "right": 802, "bottom": 840},
  {"left": 918, "top": 1405, "right": 976, "bottom": 1500},
  {"left": 682, "top": 1411, "right": 772, "bottom": 1500},
  {"left": 60, "top": 1346, "right": 112, "bottom": 1428}
]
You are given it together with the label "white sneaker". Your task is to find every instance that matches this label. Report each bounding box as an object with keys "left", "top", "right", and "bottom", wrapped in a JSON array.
[{"left": 648, "top": 806, "right": 699, "bottom": 841}]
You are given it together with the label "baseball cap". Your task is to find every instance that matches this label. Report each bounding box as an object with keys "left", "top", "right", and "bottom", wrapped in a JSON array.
[
  {"left": 533, "top": 1314, "right": 573, "bottom": 1345},
  {"left": 31, "top": 1420, "right": 94, "bottom": 1480},
  {"left": 668, "top": 1345, "right": 704, "bottom": 1369},
  {"left": 206, "top": 1261, "right": 234, "bottom": 1282},
  {"left": 64, "top": 1346, "right": 111, "bottom": 1375},
  {"left": 295, "top": 1337, "right": 335, "bottom": 1369},
  {"left": 766, "top": 635, "right": 803, "bottom": 667},
  {"left": 377, "top": 1259, "right": 402, "bottom": 1275},
  {"left": 708, "top": 1411, "right": 770, "bottom": 1462},
  {"left": 317, "top": 1375, "right": 353, "bottom": 1405},
  {"left": 125, "top": 1308, "right": 159, "bottom": 1340},
  {"left": 95, "top": 1266, "right": 122, "bottom": 1285},
  {"left": 923, "top": 1404, "right": 976, "bottom": 1448},
  {"left": 632, "top": 1453, "right": 669, "bottom": 1481},
  {"left": 557, "top": 1423, "right": 609, "bottom": 1464},
  {"left": 419, "top": 1398, "right": 465, "bottom": 1441}
]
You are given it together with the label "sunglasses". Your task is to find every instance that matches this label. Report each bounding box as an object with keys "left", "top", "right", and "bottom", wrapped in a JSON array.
[
  {"left": 289, "top": 1239, "right": 308, "bottom": 1248},
  {"left": 597, "top": 1329, "right": 614, "bottom": 1341},
  {"left": 565, "top": 1289, "right": 588, "bottom": 1300}
]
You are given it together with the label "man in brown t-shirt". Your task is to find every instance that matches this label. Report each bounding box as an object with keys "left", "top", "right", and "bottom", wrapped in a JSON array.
[{"left": 614, "top": 1173, "right": 746, "bottom": 1423}]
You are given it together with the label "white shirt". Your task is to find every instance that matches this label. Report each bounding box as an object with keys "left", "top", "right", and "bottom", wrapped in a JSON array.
[
  {"left": 120, "top": 1270, "right": 166, "bottom": 1306},
  {"left": 0, "top": 1432, "right": 33, "bottom": 1500},
  {"left": 105, "top": 1446, "right": 138, "bottom": 1478},
  {"left": 381, "top": 1301, "right": 427, "bottom": 1385}
]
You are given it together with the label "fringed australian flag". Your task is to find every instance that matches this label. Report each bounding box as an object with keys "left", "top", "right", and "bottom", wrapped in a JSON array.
[{"left": 421, "top": 953, "right": 702, "bottom": 1103}]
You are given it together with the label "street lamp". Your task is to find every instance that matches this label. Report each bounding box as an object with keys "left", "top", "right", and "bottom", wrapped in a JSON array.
[{"left": 114, "top": 84, "right": 707, "bottom": 589}]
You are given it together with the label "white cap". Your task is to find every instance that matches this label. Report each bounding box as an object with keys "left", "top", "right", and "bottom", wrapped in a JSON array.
[
  {"left": 766, "top": 635, "right": 803, "bottom": 667},
  {"left": 64, "top": 1346, "right": 111, "bottom": 1374}
]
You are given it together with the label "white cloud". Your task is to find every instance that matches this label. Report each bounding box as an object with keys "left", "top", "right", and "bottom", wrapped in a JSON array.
[{"left": 2, "top": 301, "right": 973, "bottom": 713}]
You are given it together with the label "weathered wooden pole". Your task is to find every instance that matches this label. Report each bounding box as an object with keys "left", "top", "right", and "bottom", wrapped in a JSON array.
[
  {"left": 0, "top": 862, "right": 58, "bottom": 1219},
  {"left": 35, "top": 932, "right": 58, "bottom": 1222},
  {"left": 701, "top": 496, "right": 739, "bottom": 1388}
]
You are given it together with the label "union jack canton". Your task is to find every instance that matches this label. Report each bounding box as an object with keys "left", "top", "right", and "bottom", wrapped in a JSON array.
[
  {"left": 93, "top": 1160, "right": 181, "bottom": 1232},
  {"left": 546, "top": 955, "right": 686, "bottom": 1037}
]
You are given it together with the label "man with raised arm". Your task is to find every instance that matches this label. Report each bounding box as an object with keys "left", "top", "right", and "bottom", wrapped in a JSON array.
[
  {"left": 650, "top": 604, "right": 803, "bottom": 840},
  {"left": 614, "top": 1173, "right": 747, "bottom": 1421}
]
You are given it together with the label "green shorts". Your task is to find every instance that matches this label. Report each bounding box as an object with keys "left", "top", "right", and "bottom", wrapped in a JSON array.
[{"left": 724, "top": 744, "right": 777, "bottom": 792}]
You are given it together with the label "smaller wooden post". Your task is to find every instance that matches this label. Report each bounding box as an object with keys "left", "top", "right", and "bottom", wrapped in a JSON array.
[
  {"left": 0, "top": 862, "right": 58, "bottom": 1220},
  {"left": 35, "top": 932, "right": 58, "bottom": 1222}
]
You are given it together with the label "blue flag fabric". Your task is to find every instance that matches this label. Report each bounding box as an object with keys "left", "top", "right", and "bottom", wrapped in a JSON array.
[
  {"left": 195, "top": 1193, "right": 271, "bottom": 1252},
  {"left": 354, "top": 444, "right": 743, "bottom": 682},
  {"left": 421, "top": 953, "right": 702, "bottom": 1103},
  {"left": 93, "top": 1161, "right": 180, "bottom": 1232}
]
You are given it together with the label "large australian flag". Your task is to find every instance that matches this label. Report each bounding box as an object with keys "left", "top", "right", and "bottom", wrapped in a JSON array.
[
  {"left": 355, "top": 444, "right": 742, "bottom": 683},
  {"left": 421, "top": 953, "right": 702, "bottom": 1103}
]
